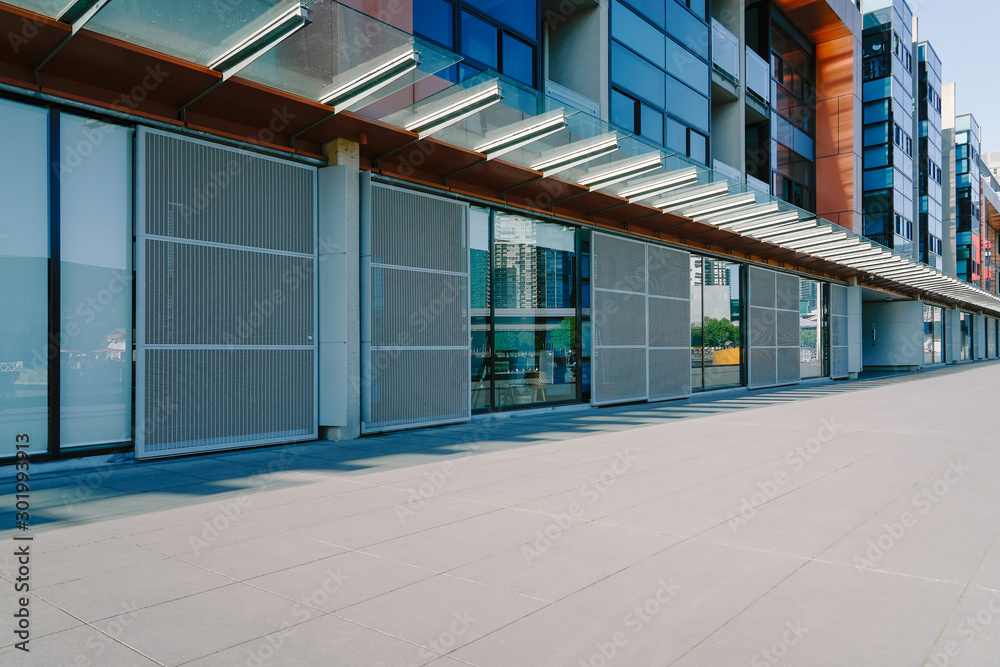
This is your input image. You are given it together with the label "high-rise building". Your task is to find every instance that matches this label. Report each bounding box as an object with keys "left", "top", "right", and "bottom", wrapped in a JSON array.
[
  {"left": 860, "top": 0, "right": 917, "bottom": 257},
  {"left": 915, "top": 40, "right": 944, "bottom": 269}
]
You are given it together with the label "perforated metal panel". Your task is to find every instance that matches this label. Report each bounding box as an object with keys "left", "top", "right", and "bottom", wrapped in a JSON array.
[
  {"left": 363, "top": 184, "right": 469, "bottom": 432},
  {"left": 829, "top": 284, "right": 849, "bottom": 379},
  {"left": 748, "top": 266, "right": 800, "bottom": 388},
  {"left": 592, "top": 233, "right": 690, "bottom": 405},
  {"left": 989, "top": 319, "right": 997, "bottom": 359},
  {"left": 136, "top": 129, "right": 318, "bottom": 459},
  {"left": 593, "top": 234, "right": 648, "bottom": 405}
]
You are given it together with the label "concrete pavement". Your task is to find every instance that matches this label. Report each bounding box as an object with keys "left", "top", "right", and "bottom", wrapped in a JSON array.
[{"left": 3, "top": 363, "right": 1000, "bottom": 666}]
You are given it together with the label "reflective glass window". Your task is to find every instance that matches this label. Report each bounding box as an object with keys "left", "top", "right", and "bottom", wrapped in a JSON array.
[
  {"left": 800, "top": 279, "right": 823, "bottom": 378},
  {"left": 612, "top": 42, "right": 665, "bottom": 106},
  {"left": 461, "top": 11, "right": 498, "bottom": 69},
  {"left": 0, "top": 99, "right": 49, "bottom": 456},
  {"left": 612, "top": 1, "right": 665, "bottom": 69},
  {"left": 59, "top": 115, "right": 133, "bottom": 449},
  {"left": 501, "top": 32, "right": 534, "bottom": 85},
  {"left": 640, "top": 104, "right": 663, "bottom": 145},
  {"left": 465, "top": 0, "right": 537, "bottom": 38},
  {"left": 414, "top": 0, "right": 454, "bottom": 48}
]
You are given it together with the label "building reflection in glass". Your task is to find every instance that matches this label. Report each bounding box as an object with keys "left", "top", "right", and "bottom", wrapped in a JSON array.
[
  {"left": 470, "top": 209, "right": 581, "bottom": 409},
  {"left": 690, "top": 256, "right": 742, "bottom": 390},
  {"left": 799, "top": 278, "right": 824, "bottom": 378}
]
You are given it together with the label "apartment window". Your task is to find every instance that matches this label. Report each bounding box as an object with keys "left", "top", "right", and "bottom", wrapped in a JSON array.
[
  {"left": 904, "top": 50, "right": 912, "bottom": 73},
  {"left": 414, "top": 0, "right": 539, "bottom": 87},
  {"left": 610, "top": 0, "right": 710, "bottom": 160}
]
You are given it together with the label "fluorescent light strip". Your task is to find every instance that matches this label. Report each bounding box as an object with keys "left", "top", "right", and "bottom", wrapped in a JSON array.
[
  {"left": 577, "top": 152, "right": 663, "bottom": 189},
  {"left": 651, "top": 181, "right": 730, "bottom": 209},
  {"left": 530, "top": 133, "right": 619, "bottom": 175},
  {"left": 320, "top": 49, "right": 421, "bottom": 111},
  {"left": 617, "top": 167, "right": 699, "bottom": 200},
  {"left": 209, "top": 5, "right": 311, "bottom": 78},
  {"left": 405, "top": 83, "right": 503, "bottom": 138},
  {"left": 474, "top": 112, "right": 567, "bottom": 159}
]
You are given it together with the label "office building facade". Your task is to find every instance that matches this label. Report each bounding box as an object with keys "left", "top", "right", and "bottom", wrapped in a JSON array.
[{"left": 1, "top": 0, "right": 998, "bottom": 464}]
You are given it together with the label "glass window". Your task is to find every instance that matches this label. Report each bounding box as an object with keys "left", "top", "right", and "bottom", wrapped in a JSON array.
[
  {"left": 492, "top": 214, "right": 578, "bottom": 407},
  {"left": 414, "top": 0, "right": 454, "bottom": 48},
  {"left": 640, "top": 104, "right": 663, "bottom": 145},
  {"left": 666, "top": 117, "right": 687, "bottom": 154},
  {"left": 612, "top": 1, "right": 665, "bottom": 69},
  {"left": 611, "top": 89, "right": 636, "bottom": 133},
  {"left": 59, "top": 115, "right": 133, "bottom": 449},
  {"left": 864, "top": 145, "right": 889, "bottom": 168},
  {"left": 800, "top": 279, "right": 823, "bottom": 378},
  {"left": 689, "top": 130, "right": 707, "bottom": 164},
  {"left": 863, "top": 99, "right": 889, "bottom": 124},
  {"left": 863, "top": 122, "right": 888, "bottom": 147},
  {"left": 664, "top": 0, "right": 708, "bottom": 60},
  {"left": 461, "top": 11, "right": 498, "bottom": 69},
  {"left": 690, "top": 256, "right": 703, "bottom": 390},
  {"left": 465, "top": 0, "right": 537, "bottom": 38},
  {"left": 501, "top": 32, "right": 533, "bottom": 85},
  {"left": 665, "top": 35, "right": 709, "bottom": 95},
  {"left": 612, "top": 41, "right": 665, "bottom": 106},
  {"left": 623, "top": 0, "right": 665, "bottom": 30},
  {"left": 0, "top": 99, "right": 49, "bottom": 456},
  {"left": 665, "top": 75, "right": 709, "bottom": 132},
  {"left": 470, "top": 207, "right": 491, "bottom": 410},
  {"left": 701, "top": 260, "right": 742, "bottom": 389}
]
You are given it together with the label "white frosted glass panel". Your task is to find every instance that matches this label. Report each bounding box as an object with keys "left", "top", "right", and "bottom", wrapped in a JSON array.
[
  {"left": 0, "top": 98, "right": 49, "bottom": 455},
  {"left": 59, "top": 114, "right": 133, "bottom": 449}
]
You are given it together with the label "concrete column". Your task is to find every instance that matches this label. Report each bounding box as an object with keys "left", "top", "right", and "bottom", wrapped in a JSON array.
[
  {"left": 846, "top": 284, "right": 862, "bottom": 378},
  {"left": 317, "top": 139, "right": 361, "bottom": 440}
]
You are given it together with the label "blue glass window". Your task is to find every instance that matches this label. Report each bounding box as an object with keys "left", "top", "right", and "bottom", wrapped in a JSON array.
[
  {"left": 612, "top": 1, "right": 665, "bottom": 68},
  {"left": 664, "top": 75, "right": 708, "bottom": 132},
  {"left": 611, "top": 42, "right": 665, "bottom": 107},
  {"left": 665, "top": 36, "right": 708, "bottom": 95},
  {"left": 611, "top": 89, "right": 636, "bottom": 132},
  {"left": 502, "top": 33, "right": 534, "bottom": 85},
  {"left": 863, "top": 123, "right": 888, "bottom": 147},
  {"left": 863, "top": 168, "right": 892, "bottom": 191},
  {"left": 666, "top": 117, "right": 687, "bottom": 154},
  {"left": 461, "top": 11, "right": 498, "bottom": 69},
  {"left": 664, "top": 0, "right": 708, "bottom": 60},
  {"left": 414, "top": 0, "right": 454, "bottom": 48},
  {"left": 465, "top": 0, "right": 537, "bottom": 38},
  {"left": 689, "top": 130, "right": 707, "bottom": 164},
  {"left": 640, "top": 104, "right": 663, "bottom": 145},
  {"left": 622, "top": 0, "right": 665, "bottom": 29}
]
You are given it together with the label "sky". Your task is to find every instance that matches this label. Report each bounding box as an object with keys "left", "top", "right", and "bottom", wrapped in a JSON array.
[{"left": 911, "top": 0, "right": 997, "bottom": 149}]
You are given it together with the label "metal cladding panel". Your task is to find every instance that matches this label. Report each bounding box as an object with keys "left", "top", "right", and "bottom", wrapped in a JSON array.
[
  {"left": 371, "top": 186, "right": 467, "bottom": 272},
  {"left": 136, "top": 128, "right": 318, "bottom": 459},
  {"left": 776, "top": 310, "right": 800, "bottom": 347},
  {"left": 648, "top": 348, "right": 691, "bottom": 400},
  {"left": 371, "top": 267, "right": 467, "bottom": 348},
  {"left": 749, "top": 267, "right": 801, "bottom": 389},
  {"left": 144, "top": 241, "right": 313, "bottom": 346},
  {"left": 750, "top": 347, "right": 777, "bottom": 387},
  {"left": 829, "top": 284, "right": 849, "bottom": 379},
  {"left": 988, "top": 319, "right": 997, "bottom": 358},
  {"left": 140, "top": 349, "right": 314, "bottom": 453},
  {"left": 143, "top": 132, "right": 313, "bottom": 254},
  {"left": 776, "top": 347, "right": 800, "bottom": 385},
  {"left": 749, "top": 266, "right": 776, "bottom": 308},
  {"left": 593, "top": 347, "right": 647, "bottom": 404},
  {"left": 594, "top": 234, "right": 646, "bottom": 292},
  {"left": 369, "top": 349, "right": 469, "bottom": 429},
  {"left": 648, "top": 297, "right": 689, "bottom": 348},
  {"left": 648, "top": 245, "right": 690, "bottom": 299},
  {"left": 750, "top": 307, "right": 777, "bottom": 346},
  {"left": 775, "top": 273, "right": 799, "bottom": 311},
  {"left": 365, "top": 184, "right": 470, "bottom": 433},
  {"left": 594, "top": 290, "right": 646, "bottom": 346},
  {"left": 831, "top": 346, "right": 849, "bottom": 378}
]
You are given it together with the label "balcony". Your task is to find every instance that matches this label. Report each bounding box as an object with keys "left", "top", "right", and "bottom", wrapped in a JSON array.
[
  {"left": 712, "top": 20, "right": 739, "bottom": 86},
  {"left": 745, "top": 47, "right": 770, "bottom": 112}
]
